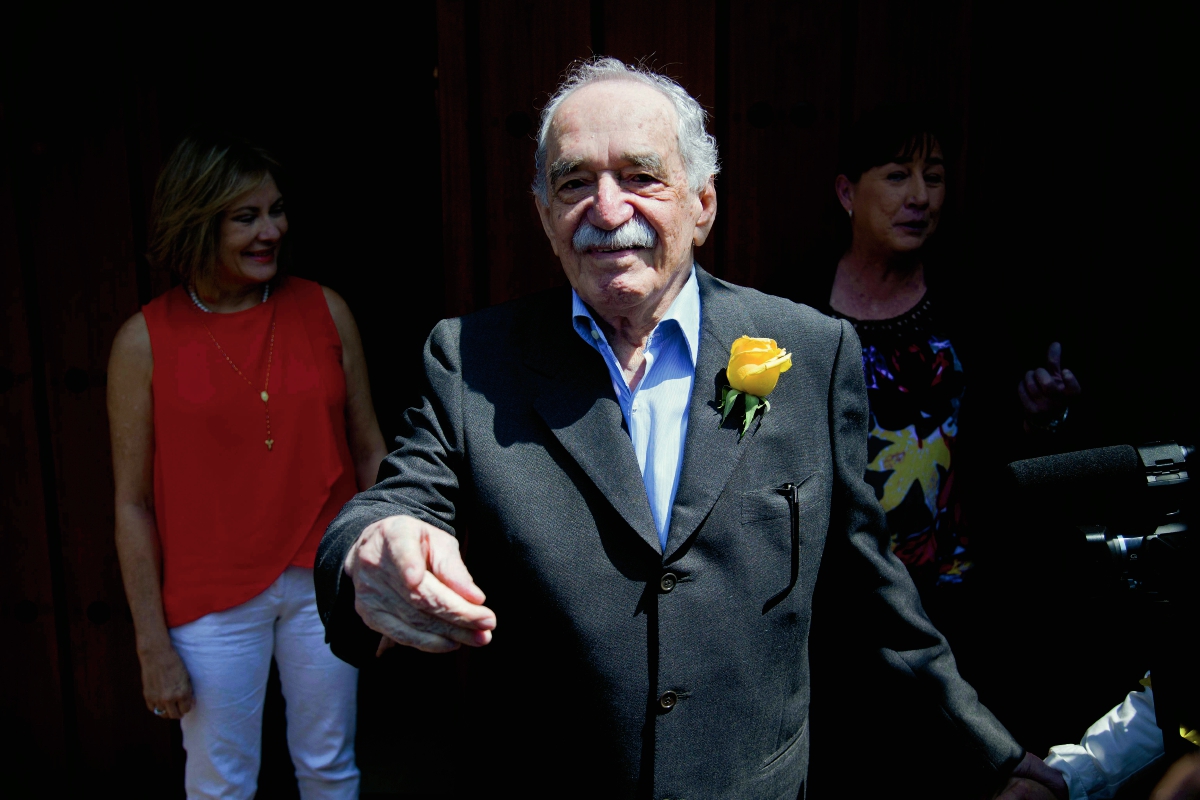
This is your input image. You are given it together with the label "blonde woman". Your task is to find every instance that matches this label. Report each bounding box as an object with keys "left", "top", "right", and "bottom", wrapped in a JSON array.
[{"left": 107, "top": 136, "right": 386, "bottom": 798}]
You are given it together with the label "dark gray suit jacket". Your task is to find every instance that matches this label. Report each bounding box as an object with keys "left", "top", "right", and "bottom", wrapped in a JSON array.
[{"left": 316, "top": 269, "right": 1023, "bottom": 798}]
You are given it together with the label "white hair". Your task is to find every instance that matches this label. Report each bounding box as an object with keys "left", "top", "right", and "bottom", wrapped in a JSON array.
[{"left": 532, "top": 57, "right": 720, "bottom": 204}]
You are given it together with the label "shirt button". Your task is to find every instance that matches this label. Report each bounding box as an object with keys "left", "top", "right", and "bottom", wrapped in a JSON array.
[
  {"left": 659, "top": 572, "right": 677, "bottom": 592},
  {"left": 658, "top": 690, "right": 678, "bottom": 710},
  {"left": 590, "top": 329, "right": 600, "bottom": 340}
]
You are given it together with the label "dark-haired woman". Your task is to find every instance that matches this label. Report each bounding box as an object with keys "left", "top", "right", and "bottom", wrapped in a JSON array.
[
  {"left": 107, "top": 137, "right": 386, "bottom": 798},
  {"left": 804, "top": 109, "right": 1082, "bottom": 797},
  {"left": 827, "top": 110, "right": 1080, "bottom": 595}
]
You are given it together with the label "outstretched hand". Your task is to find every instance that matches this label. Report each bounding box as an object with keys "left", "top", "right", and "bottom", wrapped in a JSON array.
[
  {"left": 1018, "top": 342, "right": 1082, "bottom": 427},
  {"left": 344, "top": 515, "right": 496, "bottom": 654},
  {"left": 994, "top": 753, "right": 1068, "bottom": 800}
]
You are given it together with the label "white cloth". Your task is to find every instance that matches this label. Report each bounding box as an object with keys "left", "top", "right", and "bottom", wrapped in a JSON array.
[
  {"left": 1045, "top": 678, "right": 1164, "bottom": 800},
  {"left": 170, "top": 566, "right": 360, "bottom": 800}
]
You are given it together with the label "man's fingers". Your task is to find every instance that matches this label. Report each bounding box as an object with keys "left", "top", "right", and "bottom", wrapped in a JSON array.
[
  {"left": 1045, "top": 341, "right": 1063, "bottom": 372},
  {"left": 376, "top": 518, "right": 486, "bottom": 605},
  {"left": 414, "top": 568, "right": 495, "bottom": 629},
  {"left": 1008, "top": 752, "right": 1068, "bottom": 800},
  {"left": 404, "top": 611, "right": 493, "bottom": 647},
  {"left": 370, "top": 522, "right": 493, "bottom": 628},
  {"left": 996, "top": 777, "right": 1058, "bottom": 800},
  {"left": 358, "top": 551, "right": 495, "bottom": 630},
  {"left": 1023, "top": 372, "right": 1045, "bottom": 404},
  {"left": 371, "top": 608, "right": 472, "bottom": 653},
  {"left": 1062, "top": 368, "right": 1082, "bottom": 397},
  {"left": 348, "top": 515, "right": 496, "bottom": 657},
  {"left": 1033, "top": 368, "right": 1059, "bottom": 394},
  {"left": 1017, "top": 379, "right": 1046, "bottom": 417},
  {"left": 380, "top": 519, "right": 438, "bottom": 588},
  {"left": 429, "top": 542, "right": 487, "bottom": 605},
  {"left": 355, "top": 593, "right": 493, "bottom": 649}
]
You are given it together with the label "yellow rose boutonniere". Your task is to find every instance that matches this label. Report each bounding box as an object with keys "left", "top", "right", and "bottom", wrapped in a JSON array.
[{"left": 718, "top": 336, "right": 793, "bottom": 438}]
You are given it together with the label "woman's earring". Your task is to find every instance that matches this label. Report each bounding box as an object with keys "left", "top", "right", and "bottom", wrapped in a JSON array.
[{"left": 847, "top": 208, "right": 853, "bottom": 218}]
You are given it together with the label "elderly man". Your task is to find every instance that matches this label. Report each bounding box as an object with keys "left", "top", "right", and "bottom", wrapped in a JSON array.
[{"left": 316, "top": 59, "right": 1063, "bottom": 798}]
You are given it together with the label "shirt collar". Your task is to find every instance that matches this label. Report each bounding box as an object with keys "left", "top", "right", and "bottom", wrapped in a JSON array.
[{"left": 571, "top": 266, "right": 701, "bottom": 365}]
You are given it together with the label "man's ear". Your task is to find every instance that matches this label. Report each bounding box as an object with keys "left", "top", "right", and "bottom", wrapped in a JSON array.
[
  {"left": 835, "top": 174, "right": 855, "bottom": 216},
  {"left": 692, "top": 176, "right": 718, "bottom": 247},
  {"left": 535, "top": 194, "right": 561, "bottom": 257}
]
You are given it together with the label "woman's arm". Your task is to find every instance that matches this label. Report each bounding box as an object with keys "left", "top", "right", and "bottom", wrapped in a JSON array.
[
  {"left": 107, "top": 313, "right": 194, "bottom": 719},
  {"left": 323, "top": 287, "right": 388, "bottom": 490}
]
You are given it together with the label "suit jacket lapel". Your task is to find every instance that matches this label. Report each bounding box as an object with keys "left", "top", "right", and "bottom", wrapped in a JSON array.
[
  {"left": 664, "top": 270, "right": 759, "bottom": 560},
  {"left": 529, "top": 305, "right": 661, "bottom": 555}
]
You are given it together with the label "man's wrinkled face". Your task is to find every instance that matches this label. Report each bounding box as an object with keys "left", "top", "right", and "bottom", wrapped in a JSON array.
[{"left": 536, "top": 81, "right": 715, "bottom": 322}]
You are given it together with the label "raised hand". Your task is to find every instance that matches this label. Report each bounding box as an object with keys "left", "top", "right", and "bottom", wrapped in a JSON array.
[
  {"left": 995, "top": 752, "right": 1068, "bottom": 800},
  {"left": 139, "top": 644, "right": 194, "bottom": 719},
  {"left": 344, "top": 515, "right": 496, "bottom": 654},
  {"left": 1018, "top": 341, "right": 1082, "bottom": 427}
]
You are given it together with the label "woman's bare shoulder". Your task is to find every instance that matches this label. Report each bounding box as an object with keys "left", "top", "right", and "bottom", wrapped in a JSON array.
[
  {"left": 110, "top": 311, "right": 152, "bottom": 368},
  {"left": 319, "top": 285, "right": 352, "bottom": 322},
  {"left": 319, "top": 285, "right": 362, "bottom": 348}
]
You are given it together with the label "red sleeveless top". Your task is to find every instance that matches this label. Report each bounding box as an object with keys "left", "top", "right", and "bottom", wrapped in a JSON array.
[{"left": 142, "top": 277, "right": 358, "bottom": 627}]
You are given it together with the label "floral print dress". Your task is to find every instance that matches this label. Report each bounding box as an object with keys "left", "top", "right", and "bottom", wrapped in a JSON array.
[{"left": 831, "top": 294, "right": 973, "bottom": 589}]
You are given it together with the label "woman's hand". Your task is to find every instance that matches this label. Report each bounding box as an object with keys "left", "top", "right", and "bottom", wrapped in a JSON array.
[
  {"left": 138, "top": 644, "right": 194, "bottom": 720},
  {"left": 1018, "top": 342, "right": 1082, "bottom": 430}
]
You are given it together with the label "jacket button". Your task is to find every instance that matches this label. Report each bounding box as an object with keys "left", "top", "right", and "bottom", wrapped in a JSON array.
[
  {"left": 658, "top": 690, "right": 678, "bottom": 710},
  {"left": 659, "top": 572, "right": 677, "bottom": 592}
]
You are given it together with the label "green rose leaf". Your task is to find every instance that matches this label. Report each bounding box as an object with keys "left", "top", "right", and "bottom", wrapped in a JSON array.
[
  {"left": 720, "top": 388, "right": 742, "bottom": 424},
  {"left": 741, "top": 394, "right": 761, "bottom": 438}
]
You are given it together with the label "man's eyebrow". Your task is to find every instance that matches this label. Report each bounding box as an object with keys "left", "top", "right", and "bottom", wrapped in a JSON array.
[
  {"left": 623, "top": 153, "right": 663, "bottom": 173},
  {"left": 549, "top": 157, "right": 584, "bottom": 185}
]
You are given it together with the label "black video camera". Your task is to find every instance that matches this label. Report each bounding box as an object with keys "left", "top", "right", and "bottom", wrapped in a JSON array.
[{"left": 1006, "top": 442, "right": 1197, "bottom": 759}]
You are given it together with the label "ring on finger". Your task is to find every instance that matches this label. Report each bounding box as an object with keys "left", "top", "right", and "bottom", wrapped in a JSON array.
[{"left": 153, "top": 707, "right": 167, "bottom": 717}]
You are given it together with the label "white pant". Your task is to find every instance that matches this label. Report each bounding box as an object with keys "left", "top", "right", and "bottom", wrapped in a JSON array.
[{"left": 171, "top": 566, "right": 360, "bottom": 800}]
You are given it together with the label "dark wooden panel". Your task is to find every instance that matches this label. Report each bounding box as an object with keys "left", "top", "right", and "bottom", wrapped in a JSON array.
[
  {"left": 603, "top": 0, "right": 718, "bottom": 276},
  {"left": 124, "top": 84, "right": 173, "bottom": 304},
  {"left": 851, "top": 0, "right": 972, "bottom": 116},
  {"left": 438, "top": 0, "right": 479, "bottom": 318},
  {"left": 0, "top": 118, "right": 68, "bottom": 778},
  {"left": 22, "top": 106, "right": 173, "bottom": 786},
  {"left": 477, "top": 0, "right": 592, "bottom": 306},
  {"left": 722, "top": 0, "right": 846, "bottom": 293},
  {"left": 603, "top": 0, "right": 716, "bottom": 106},
  {"left": 851, "top": 0, "right": 973, "bottom": 218}
]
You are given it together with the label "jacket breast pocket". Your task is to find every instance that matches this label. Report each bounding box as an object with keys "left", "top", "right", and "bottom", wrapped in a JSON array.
[
  {"left": 740, "top": 472, "right": 821, "bottom": 527},
  {"left": 742, "top": 472, "right": 823, "bottom": 613}
]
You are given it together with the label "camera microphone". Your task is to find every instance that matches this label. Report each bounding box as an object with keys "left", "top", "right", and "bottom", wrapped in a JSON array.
[{"left": 1006, "top": 443, "right": 1191, "bottom": 533}]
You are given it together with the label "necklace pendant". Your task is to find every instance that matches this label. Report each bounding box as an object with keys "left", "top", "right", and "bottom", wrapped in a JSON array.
[
  {"left": 260, "top": 391, "right": 269, "bottom": 403},
  {"left": 266, "top": 439, "right": 274, "bottom": 451}
]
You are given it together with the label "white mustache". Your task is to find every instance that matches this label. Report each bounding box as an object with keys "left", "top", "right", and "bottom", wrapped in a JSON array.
[{"left": 572, "top": 214, "right": 658, "bottom": 253}]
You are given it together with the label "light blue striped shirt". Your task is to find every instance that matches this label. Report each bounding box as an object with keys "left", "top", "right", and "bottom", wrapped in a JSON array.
[{"left": 571, "top": 268, "right": 700, "bottom": 549}]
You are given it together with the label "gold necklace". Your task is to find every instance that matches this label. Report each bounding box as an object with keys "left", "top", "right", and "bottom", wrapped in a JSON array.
[{"left": 200, "top": 314, "right": 277, "bottom": 451}]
